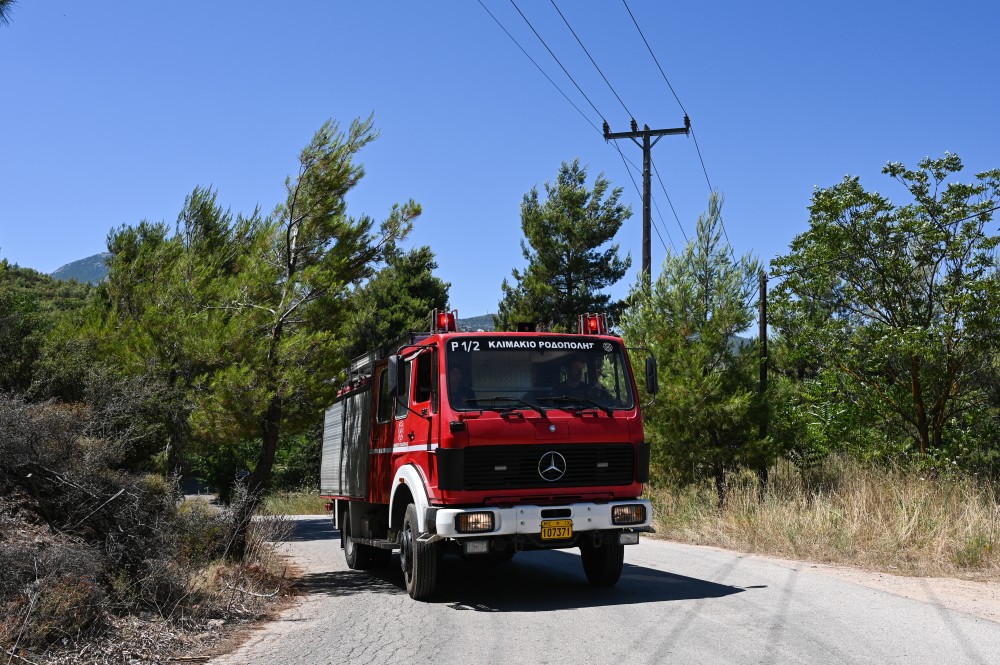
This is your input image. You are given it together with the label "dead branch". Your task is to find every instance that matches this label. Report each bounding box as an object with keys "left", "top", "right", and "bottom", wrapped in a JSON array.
[{"left": 223, "top": 584, "right": 279, "bottom": 598}]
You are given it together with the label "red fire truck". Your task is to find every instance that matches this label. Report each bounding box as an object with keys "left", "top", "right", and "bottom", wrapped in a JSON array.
[{"left": 320, "top": 311, "right": 657, "bottom": 600}]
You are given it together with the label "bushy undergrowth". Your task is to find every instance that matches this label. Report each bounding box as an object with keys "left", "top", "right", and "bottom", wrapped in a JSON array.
[
  {"left": 0, "top": 396, "right": 292, "bottom": 664},
  {"left": 650, "top": 456, "right": 1000, "bottom": 579}
]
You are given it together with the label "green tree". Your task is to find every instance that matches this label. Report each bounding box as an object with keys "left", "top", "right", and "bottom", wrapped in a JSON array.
[
  {"left": 621, "top": 194, "right": 764, "bottom": 504},
  {"left": 495, "top": 159, "right": 631, "bottom": 332},
  {"left": 344, "top": 245, "right": 450, "bottom": 359},
  {"left": 0, "top": 260, "right": 92, "bottom": 396},
  {"left": 49, "top": 188, "right": 254, "bottom": 472},
  {"left": 0, "top": 262, "right": 43, "bottom": 393},
  {"left": 186, "top": 116, "right": 418, "bottom": 555},
  {"left": 771, "top": 154, "right": 1000, "bottom": 459}
]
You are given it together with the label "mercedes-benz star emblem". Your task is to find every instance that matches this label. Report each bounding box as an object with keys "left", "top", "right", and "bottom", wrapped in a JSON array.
[{"left": 538, "top": 451, "right": 567, "bottom": 482}]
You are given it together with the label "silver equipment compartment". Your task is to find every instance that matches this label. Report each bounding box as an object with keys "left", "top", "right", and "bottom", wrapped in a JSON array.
[{"left": 320, "top": 386, "right": 372, "bottom": 498}]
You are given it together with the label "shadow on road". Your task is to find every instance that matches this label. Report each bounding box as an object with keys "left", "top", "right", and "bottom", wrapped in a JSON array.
[
  {"left": 287, "top": 517, "right": 743, "bottom": 611},
  {"left": 280, "top": 515, "right": 336, "bottom": 542},
  {"left": 432, "top": 550, "right": 743, "bottom": 612}
]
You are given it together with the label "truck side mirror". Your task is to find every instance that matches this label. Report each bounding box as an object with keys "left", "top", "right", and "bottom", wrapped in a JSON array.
[
  {"left": 387, "top": 355, "right": 402, "bottom": 396},
  {"left": 645, "top": 356, "right": 659, "bottom": 395}
]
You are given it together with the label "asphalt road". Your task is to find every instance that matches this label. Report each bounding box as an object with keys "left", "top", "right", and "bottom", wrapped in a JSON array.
[{"left": 212, "top": 516, "right": 1000, "bottom": 665}]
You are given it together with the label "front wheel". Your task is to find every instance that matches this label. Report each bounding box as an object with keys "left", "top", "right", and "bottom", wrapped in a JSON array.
[
  {"left": 399, "top": 503, "right": 438, "bottom": 600},
  {"left": 580, "top": 535, "right": 624, "bottom": 586}
]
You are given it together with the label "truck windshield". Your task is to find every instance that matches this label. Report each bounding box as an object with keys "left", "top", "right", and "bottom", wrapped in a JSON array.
[{"left": 445, "top": 336, "right": 635, "bottom": 412}]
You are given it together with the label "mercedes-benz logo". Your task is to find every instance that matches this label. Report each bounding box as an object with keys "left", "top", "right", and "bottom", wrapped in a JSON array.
[{"left": 538, "top": 451, "right": 567, "bottom": 482}]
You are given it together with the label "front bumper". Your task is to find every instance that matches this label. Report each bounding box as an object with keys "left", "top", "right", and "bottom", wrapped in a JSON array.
[{"left": 429, "top": 499, "right": 653, "bottom": 538}]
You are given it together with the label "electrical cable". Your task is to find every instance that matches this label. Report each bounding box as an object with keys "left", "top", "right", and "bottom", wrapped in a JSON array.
[
  {"left": 650, "top": 193, "right": 676, "bottom": 253},
  {"left": 624, "top": 0, "right": 730, "bottom": 248},
  {"left": 650, "top": 158, "right": 689, "bottom": 244},
  {"left": 622, "top": 0, "right": 713, "bottom": 191},
  {"left": 549, "top": 0, "right": 633, "bottom": 120},
  {"left": 622, "top": 0, "right": 684, "bottom": 112},
  {"left": 477, "top": 0, "right": 602, "bottom": 133},
  {"left": 510, "top": 0, "right": 607, "bottom": 124},
  {"left": 612, "top": 143, "right": 666, "bottom": 251},
  {"left": 479, "top": 0, "right": 680, "bottom": 259}
]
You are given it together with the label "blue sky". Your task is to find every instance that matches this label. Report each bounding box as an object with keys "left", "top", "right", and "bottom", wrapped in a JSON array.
[{"left": 2, "top": 1, "right": 998, "bottom": 316}]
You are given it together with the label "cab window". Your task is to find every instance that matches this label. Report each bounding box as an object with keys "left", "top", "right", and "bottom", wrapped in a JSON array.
[
  {"left": 414, "top": 351, "right": 435, "bottom": 407},
  {"left": 394, "top": 362, "right": 412, "bottom": 420},
  {"left": 376, "top": 369, "right": 392, "bottom": 424}
]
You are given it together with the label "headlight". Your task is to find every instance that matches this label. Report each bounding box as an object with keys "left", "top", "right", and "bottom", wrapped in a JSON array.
[
  {"left": 455, "top": 511, "right": 495, "bottom": 533},
  {"left": 612, "top": 504, "right": 646, "bottom": 525}
]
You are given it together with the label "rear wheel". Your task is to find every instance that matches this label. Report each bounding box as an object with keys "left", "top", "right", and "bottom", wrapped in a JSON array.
[
  {"left": 399, "top": 503, "right": 438, "bottom": 600},
  {"left": 580, "top": 534, "right": 624, "bottom": 586},
  {"left": 342, "top": 509, "right": 390, "bottom": 569}
]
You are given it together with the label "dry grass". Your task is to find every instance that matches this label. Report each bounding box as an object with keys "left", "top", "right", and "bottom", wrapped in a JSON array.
[
  {"left": 649, "top": 457, "right": 1000, "bottom": 580},
  {"left": 262, "top": 491, "right": 328, "bottom": 516}
]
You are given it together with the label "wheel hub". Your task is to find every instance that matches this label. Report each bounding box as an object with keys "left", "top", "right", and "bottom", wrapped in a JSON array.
[{"left": 400, "top": 525, "right": 413, "bottom": 575}]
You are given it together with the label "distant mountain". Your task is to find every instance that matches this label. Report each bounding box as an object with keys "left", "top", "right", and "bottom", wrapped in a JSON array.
[
  {"left": 458, "top": 314, "right": 495, "bottom": 331},
  {"left": 51, "top": 253, "right": 110, "bottom": 284}
]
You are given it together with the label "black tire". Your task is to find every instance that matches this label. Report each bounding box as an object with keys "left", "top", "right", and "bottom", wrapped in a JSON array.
[
  {"left": 399, "top": 503, "right": 438, "bottom": 600},
  {"left": 342, "top": 509, "right": 391, "bottom": 570},
  {"left": 580, "top": 534, "right": 625, "bottom": 586}
]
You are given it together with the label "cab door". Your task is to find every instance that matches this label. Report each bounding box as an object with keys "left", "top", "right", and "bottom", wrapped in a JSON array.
[
  {"left": 394, "top": 349, "right": 438, "bottom": 483},
  {"left": 405, "top": 348, "right": 437, "bottom": 451}
]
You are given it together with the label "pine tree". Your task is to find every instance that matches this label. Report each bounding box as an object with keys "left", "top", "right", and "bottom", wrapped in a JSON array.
[
  {"left": 345, "top": 246, "right": 450, "bottom": 359},
  {"left": 495, "top": 159, "right": 631, "bottom": 331},
  {"left": 621, "top": 193, "right": 766, "bottom": 504}
]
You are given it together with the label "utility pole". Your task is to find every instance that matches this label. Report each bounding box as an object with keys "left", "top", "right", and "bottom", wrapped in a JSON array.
[
  {"left": 604, "top": 116, "right": 690, "bottom": 288},
  {"left": 758, "top": 270, "right": 769, "bottom": 499}
]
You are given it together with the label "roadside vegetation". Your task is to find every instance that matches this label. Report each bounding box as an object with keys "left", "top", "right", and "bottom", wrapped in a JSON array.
[
  {"left": 626, "top": 155, "right": 1000, "bottom": 580},
  {"left": 262, "top": 490, "right": 328, "bottom": 516},
  {"left": 649, "top": 457, "right": 999, "bottom": 579},
  {"left": 0, "top": 397, "right": 295, "bottom": 665},
  {"left": 0, "top": 117, "right": 445, "bottom": 664}
]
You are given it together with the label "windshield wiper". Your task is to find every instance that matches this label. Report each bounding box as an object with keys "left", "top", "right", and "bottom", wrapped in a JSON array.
[
  {"left": 536, "top": 395, "right": 613, "bottom": 417},
  {"left": 465, "top": 396, "right": 547, "bottom": 417}
]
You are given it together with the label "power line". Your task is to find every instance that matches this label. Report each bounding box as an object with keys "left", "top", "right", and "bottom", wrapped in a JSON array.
[
  {"left": 650, "top": 158, "right": 689, "bottom": 244},
  {"left": 477, "top": 0, "right": 602, "bottom": 133},
  {"left": 613, "top": 138, "right": 677, "bottom": 252},
  {"left": 549, "top": 0, "right": 633, "bottom": 120},
  {"left": 615, "top": 143, "right": 674, "bottom": 253},
  {"left": 479, "top": 1, "right": 679, "bottom": 261},
  {"left": 689, "top": 126, "right": 713, "bottom": 192},
  {"left": 607, "top": 132, "right": 684, "bottom": 257},
  {"left": 622, "top": 0, "right": 684, "bottom": 112},
  {"left": 623, "top": 0, "right": 722, "bottom": 232},
  {"left": 510, "top": 0, "right": 607, "bottom": 123},
  {"left": 650, "top": 192, "right": 676, "bottom": 253}
]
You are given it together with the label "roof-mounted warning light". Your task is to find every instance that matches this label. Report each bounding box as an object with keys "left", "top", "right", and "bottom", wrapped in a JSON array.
[
  {"left": 578, "top": 313, "right": 608, "bottom": 335},
  {"left": 431, "top": 308, "right": 458, "bottom": 333}
]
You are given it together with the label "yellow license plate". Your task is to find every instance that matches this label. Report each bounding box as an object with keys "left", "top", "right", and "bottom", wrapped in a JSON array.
[{"left": 540, "top": 519, "right": 573, "bottom": 540}]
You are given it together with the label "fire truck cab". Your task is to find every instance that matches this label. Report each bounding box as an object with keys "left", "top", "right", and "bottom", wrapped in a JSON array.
[{"left": 321, "top": 311, "right": 657, "bottom": 600}]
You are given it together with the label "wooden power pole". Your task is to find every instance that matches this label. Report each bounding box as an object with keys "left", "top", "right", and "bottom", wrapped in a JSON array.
[
  {"left": 603, "top": 117, "right": 690, "bottom": 288},
  {"left": 758, "top": 270, "right": 769, "bottom": 498}
]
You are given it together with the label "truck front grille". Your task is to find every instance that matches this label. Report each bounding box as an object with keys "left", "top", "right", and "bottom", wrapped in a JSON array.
[{"left": 461, "top": 443, "right": 635, "bottom": 490}]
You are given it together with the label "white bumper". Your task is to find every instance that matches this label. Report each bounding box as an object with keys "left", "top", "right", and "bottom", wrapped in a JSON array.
[{"left": 431, "top": 499, "right": 653, "bottom": 538}]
